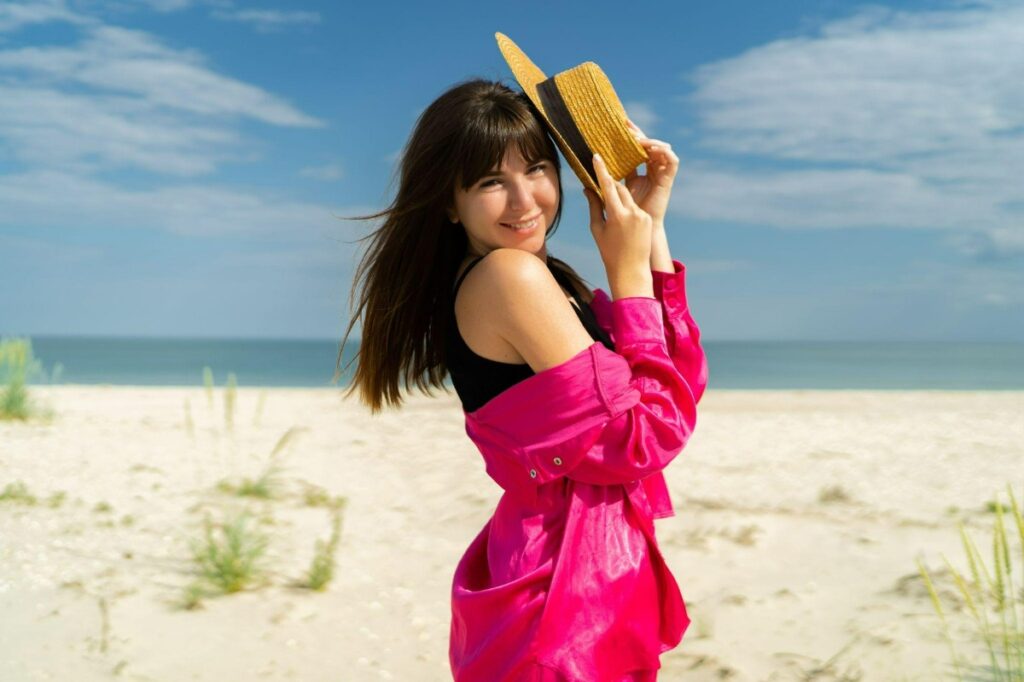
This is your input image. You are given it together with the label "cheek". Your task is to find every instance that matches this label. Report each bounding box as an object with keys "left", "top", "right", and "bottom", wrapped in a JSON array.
[{"left": 542, "top": 179, "right": 560, "bottom": 208}]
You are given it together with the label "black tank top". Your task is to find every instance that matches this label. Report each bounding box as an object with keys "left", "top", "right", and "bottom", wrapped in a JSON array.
[{"left": 447, "top": 255, "right": 615, "bottom": 412}]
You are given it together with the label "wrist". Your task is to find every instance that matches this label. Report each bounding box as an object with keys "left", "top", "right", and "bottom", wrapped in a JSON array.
[{"left": 609, "top": 268, "right": 654, "bottom": 300}]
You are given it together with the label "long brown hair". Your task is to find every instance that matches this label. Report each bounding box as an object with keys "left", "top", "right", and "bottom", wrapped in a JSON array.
[{"left": 334, "top": 78, "right": 595, "bottom": 414}]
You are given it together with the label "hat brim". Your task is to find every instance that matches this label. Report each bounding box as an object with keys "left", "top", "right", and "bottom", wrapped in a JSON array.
[{"left": 495, "top": 32, "right": 606, "bottom": 202}]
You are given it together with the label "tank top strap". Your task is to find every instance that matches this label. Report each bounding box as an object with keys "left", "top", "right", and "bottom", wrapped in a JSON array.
[
  {"left": 452, "top": 255, "right": 486, "bottom": 296},
  {"left": 548, "top": 261, "right": 585, "bottom": 309}
]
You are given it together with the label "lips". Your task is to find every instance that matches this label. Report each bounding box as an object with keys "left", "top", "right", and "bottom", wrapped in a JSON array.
[{"left": 500, "top": 215, "right": 541, "bottom": 231}]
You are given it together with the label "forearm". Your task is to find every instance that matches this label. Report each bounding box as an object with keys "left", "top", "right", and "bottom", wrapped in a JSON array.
[{"left": 651, "top": 222, "right": 674, "bottom": 274}]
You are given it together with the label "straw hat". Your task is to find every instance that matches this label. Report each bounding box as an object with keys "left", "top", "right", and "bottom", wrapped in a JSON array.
[{"left": 495, "top": 32, "right": 647, "bottom": 203}]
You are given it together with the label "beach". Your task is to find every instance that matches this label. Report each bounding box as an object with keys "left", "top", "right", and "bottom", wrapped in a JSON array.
[{"left": 1, "top": 385, "right": 1022, "bottom": 681}]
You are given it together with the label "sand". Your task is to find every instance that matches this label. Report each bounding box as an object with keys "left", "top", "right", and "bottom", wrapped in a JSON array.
[{"left": 1, "top": 385, "right": 1022, "bottom": 681}]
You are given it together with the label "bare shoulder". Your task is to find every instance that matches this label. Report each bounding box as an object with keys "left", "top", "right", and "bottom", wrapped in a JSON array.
[{"left": 459, "top": 248, "right": 594, "bottom": 373}]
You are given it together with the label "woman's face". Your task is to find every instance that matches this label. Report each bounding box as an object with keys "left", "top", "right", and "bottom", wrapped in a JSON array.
[{"left": 449, "top": 145, "right": 559, "bottom": 261}]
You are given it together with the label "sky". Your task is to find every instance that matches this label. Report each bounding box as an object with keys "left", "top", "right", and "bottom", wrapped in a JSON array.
[{"left": 0, "top": 0, "right": 1021, "bottom": 342}]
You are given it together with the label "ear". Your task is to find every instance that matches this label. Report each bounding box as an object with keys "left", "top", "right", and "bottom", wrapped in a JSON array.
[{"left": 447, "top": 208, "right": 459, "bottom": 224}]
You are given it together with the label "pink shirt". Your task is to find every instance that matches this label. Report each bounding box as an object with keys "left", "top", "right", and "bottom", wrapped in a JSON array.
[{"left": 449, "top": 259, "right": 709, "bottom": 681}]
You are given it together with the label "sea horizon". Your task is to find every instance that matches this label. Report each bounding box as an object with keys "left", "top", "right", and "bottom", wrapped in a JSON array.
[{"left": 6, "top": 335, "right": 1022, "bottom": 391}]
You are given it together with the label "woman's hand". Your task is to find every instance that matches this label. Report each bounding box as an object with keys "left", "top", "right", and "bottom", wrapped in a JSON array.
[
  {"left": 584, "top": 152, "right": 653, "bottom": 285},
  {"left": 623, "top": 118, "right": 679, "bottom": 227}
]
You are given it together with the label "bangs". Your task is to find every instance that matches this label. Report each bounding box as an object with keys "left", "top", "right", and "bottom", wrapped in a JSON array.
[{"left": 455, "top": 101, "right": 558, "bottom": 190}]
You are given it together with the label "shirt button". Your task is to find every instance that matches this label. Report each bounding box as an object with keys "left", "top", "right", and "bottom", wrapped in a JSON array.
[
  {"left": 665, "top": 279, "right": 677, "bottom": 291},
  {"left": 553, "top": 457, "right": 562, "bottom": 466},
  {"left": 529, "top": 469, "right": 538, "bottom": 478}
]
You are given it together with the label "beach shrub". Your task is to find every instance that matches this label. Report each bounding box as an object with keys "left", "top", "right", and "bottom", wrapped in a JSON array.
[
  {"left": 0, "top": 481, "right": 37, "bottom": 505},
  {"left": 917, "top": 484, "right": 1024, "bottom": 680},
  {"left": 187, "top": 510, "right": 270, "bottom": 596},
  {"left": 0, "top": 337, "right": 45, "bottom": 421}
]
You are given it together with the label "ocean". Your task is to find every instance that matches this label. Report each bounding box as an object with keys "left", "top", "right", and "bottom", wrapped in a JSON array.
[{"left": 14, "top": 336, "right": 1024, "bottom": 390}]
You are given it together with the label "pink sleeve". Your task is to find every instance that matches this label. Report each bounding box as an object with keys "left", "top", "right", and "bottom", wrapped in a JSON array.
[
  {"left": 591, "top": 258, "right": 708, "bottom": 405},
  {"left": 521, "top": 296, "right": 697, "bottom": 486}
]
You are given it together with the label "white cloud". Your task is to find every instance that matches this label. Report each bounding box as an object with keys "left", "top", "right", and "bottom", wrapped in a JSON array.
[
  {"left": 0, "top": 0, "right": 89, "bottom": 34},
  {"left": 0, "top": 8, "right": 325, "bottom": 180},
  {"left": 0, "top": 85, "right": 246, "bottom": 175},
  {"left": 622, "top": 101, "right": 659, "bottom": 136},
  {"left": 0, "top": 168, "right": 373, "bottom": 239},
  {"left": 0, "top": 24, "right": 324, "bottom": 126},
  {"left": 300, "top": 162, "right": 345, "bottom": 182},
  {"left": 210, "top": 8, "right": 320, "bottom": 33},
  {"left": 134, "top": 0, "right": 195, "bottom": 12},
  {"left": 673, "top": 160, "right": 989, "bottom": 230},
  {"left": 676, "top": 0, "right": 1024, "bottom": 258}
]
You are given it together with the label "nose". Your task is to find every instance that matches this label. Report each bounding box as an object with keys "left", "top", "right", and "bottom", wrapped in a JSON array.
[{"left": 507, "top": 178, "right": 538, "bottom": 212}]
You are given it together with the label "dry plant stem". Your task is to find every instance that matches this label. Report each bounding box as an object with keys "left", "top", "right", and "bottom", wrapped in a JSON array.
[
  {"left": 224, "top": 372, "right": 237, "bottom": 433},
  {"left": 961, "top": 520, "right": 1002, "bottom": 675},
  {"left": 203, "top": 366, "right": 214, "bottom": 409},
  {"left": 918, "top": 557, "right": 964, "bottom": 680}
]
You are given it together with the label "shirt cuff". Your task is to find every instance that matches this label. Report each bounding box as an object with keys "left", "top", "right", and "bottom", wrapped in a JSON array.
[
  {"left": 651, "top": 259, "right": 689, "bottom": 316},
  {"left": 610, "top": 296, "right": 666, "bottom": 347}
]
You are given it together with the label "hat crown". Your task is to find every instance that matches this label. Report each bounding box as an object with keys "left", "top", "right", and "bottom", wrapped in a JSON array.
[{"left": 495, "top": 33, "right": 647, "bottom": 198}]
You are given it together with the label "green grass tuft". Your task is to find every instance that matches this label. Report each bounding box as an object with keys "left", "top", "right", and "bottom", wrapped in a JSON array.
[
  {"left": 918, "top": 483, "right": 1024, "bottom": 680},
  {"left": 186, "top": 510, "right": 270, "bottom": 596},
  {"left": 224, "top": 372, "right": 237, "bottom": 432},
  {"left": 302, "top": 502, "right": 347, "bottom": 591},
  {"left": 202, "top": 366, "right": 214, "bottom": 408},
  {"left": 0, "top": 337, "right": 46, "bottom": 421},
  {"left": 0, "top": 481, "right": 37, "bottom": 505}
]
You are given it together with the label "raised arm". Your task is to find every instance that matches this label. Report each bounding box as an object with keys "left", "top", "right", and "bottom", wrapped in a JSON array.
[{"left": 589, "top": 258, "right": 708, "bottom": 406}]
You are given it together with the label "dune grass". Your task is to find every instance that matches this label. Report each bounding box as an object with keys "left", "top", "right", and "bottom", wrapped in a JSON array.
[
  {"left": 0, "top": 337, "right": 47, "bottom": 421},
  {"left": 301, "top": 501, "right": 347, "bottom": 591},
  {"left": 184, "top": 510, "right": 270, "bottom": 606},
  {"left": 179, "top": 372, "right": 349, "bottom": 606},
  {"left": 215, "top": 426, "right": 302, "bottom": 500},
  {"left": 917, "top": 483, "right": 1024, "bottom": 680},
  {"left": 224, "top": 372, "right": 237, "bottom": 432},
  {"left": 202, "top": 366, "right": 214, "bottom": 408},
  {"left": 0, "top": 480, "right": 37, "bottom": 504}
]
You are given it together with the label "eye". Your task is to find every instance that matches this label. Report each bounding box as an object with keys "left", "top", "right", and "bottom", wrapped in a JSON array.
[{"left": 479, "top": 163, "right": 548, "bottom": 188}]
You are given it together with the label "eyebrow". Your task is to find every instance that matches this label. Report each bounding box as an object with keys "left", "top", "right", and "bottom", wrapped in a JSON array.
[{"left": 477, "top": 160, "right": 545, "bottom": 181}]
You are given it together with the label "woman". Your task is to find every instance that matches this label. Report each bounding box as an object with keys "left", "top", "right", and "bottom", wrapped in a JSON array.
[{"left": 336, "top": 79, "right": 708, "bottom": 681}]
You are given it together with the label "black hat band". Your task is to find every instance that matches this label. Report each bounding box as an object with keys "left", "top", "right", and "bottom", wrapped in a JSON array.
[{"left": 536, "top": 77, "right": 598, "bottom": 188}]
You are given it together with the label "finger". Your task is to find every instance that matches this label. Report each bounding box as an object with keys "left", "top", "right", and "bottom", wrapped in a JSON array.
[
  {"left": 591, "top": 153, "right": 623, "bottom": 214},
  {"left": 583, "top": 188, "right": 604, "bottom": 227},
  {"left": 635, "top": 137, "right": 669, "bottom": 150},
  {"left": 640, "top": 141, "right": 678, "bottom": 168},
  {"left": 613, "top": 177, "right": 635, "bottom": 208},
  {"left": 625, "top": 118, "right": 647, "bottom": 138}
]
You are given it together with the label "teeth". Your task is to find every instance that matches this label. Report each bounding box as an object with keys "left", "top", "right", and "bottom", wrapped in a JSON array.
[{"left": 502, "top": 218, "right": 538, "bottom": 230}]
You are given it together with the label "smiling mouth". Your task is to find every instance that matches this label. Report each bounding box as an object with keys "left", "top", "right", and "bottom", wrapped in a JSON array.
[{"left": 500, "top": 216, "right": 541, "bottom": 230}]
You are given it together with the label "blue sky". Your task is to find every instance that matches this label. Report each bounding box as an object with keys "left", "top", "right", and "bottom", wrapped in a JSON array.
[{"left": 0, "top": 0, "right": 1021, "bottom": 342}]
